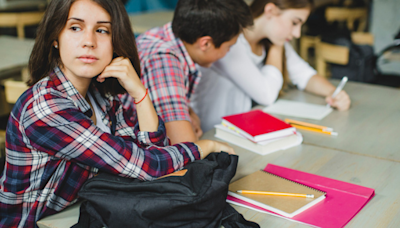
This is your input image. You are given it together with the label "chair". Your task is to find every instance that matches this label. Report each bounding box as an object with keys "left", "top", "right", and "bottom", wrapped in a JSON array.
[
  {"left": 300, "top": 7, "right": 368, "bottom": 65},
  {"left": 0, "top": 73, "right": 29, "bottom": 157},
  {"left": 0, "top": 11, "right": 43, "bottom": 158},
  {"left": 0, "top": 12, "right": 44, "bottom": 39},
  {"left": 4, "top": 80, "right": 29, "bottom": 104},
  {"left": 0, "top": 127, "right": 4, "bottom": 158},
  {"left": 325, "top": 7, "right": 368, "bottom": 32},
  {"left": 315, "top": 39, "right": 350, "bottom": 78},
  {"left": 315, "top": 32, "right": 374, "bottom": 78}
]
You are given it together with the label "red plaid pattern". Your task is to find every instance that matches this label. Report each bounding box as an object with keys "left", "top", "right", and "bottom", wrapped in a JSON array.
[
  {"left": 124, "top": 23, "right": 201, "bottom": 123},
  {"left": 0, "top": 67, "right": 200, "bottom": 227}
]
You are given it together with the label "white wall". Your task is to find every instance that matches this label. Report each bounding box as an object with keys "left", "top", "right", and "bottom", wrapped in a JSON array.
[{"left": 370, "top": 0, "right": 400, "bottom": 54}]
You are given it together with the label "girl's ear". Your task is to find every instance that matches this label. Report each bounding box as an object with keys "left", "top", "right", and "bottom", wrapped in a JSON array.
[
  {"left": 264, "top": 3, "right": 279, "bottom": 18},
  {"left": 53, "top": 40, "right": 59, "bottom": 49}
]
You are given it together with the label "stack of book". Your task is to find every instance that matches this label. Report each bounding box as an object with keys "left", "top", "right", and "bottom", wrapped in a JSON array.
[{"left": 215, "top": 110, "right": 303, "bottom": 155}]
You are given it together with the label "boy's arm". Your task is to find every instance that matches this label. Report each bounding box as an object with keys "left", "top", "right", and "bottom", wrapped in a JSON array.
[
  {"left": 165, "top": 120, "right": 198, "bottom": 144},
  {"left": 140, "top": 53, "right": 199, "bottom": 144}
]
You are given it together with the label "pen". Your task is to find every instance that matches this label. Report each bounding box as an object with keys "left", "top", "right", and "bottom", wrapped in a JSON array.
[
  {"left": 327, "top": 76, "right": 348, "bottom": 108},
  {"left": 237, "top": 190, "right": 314, "bottom": 198},
  {"left": 285, "top": 118, "right": 333, "bottom": 132},
  {"left": 290, "top": 124, "right": 338, "bottom": 136}
]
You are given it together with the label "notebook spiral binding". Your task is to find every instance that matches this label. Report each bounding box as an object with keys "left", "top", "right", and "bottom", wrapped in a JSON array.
[{"left": 261, "top": 170, "right": 327, "bottom": 194}]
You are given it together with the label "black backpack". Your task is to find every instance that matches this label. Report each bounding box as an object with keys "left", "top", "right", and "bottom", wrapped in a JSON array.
[
  {"left": 73, "top": 152, "right": 260, "bottom": 228},
  {"left": 321, "top": 27, "right": 400, "bottom": 87},
  {"left": 321, "top": 28, "right": 377, "bottom": 83}
]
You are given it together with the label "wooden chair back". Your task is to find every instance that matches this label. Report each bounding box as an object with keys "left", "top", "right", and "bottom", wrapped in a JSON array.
[
  {"left": 325, "top": 7, "right": 368, "bottom": 32},
  {"left": 315, "top": 32, "right": 374, "bottom": 78},
  {"left": 0, "top": 12, "right": 44, "bottom": 39},
  {"left": 300, "top": 6, "right": 369, "bottom": 64}
]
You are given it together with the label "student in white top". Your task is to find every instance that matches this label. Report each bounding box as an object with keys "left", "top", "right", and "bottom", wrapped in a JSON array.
[{"left": 191, "top": 0, "right": 351, "bottom": 132}]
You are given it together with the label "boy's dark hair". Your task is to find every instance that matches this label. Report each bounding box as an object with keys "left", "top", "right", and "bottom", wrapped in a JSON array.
[
  {"left": 28, "top": 0, "right": 140, "bottom": 96},
  {"left": 172, "top": 0, "right": 253, "bottom": 48}
]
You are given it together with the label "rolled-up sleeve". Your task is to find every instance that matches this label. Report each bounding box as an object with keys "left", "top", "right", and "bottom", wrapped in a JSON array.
[{"left": 134, "top": 117, "right": 169, "bottom": 147}]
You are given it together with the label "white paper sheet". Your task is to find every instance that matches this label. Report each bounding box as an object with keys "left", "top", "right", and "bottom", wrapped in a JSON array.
[{"left": 262, "top": 99, "right": 333, "bottom": 120}]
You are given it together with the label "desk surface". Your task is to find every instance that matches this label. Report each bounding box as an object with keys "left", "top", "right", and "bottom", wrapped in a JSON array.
[
  {"left": 129, "top": 11, "right": 173, "bottom": 34},
  {"left": 37, "top": 81, "right": 400, "bottom": 227},
  {"left": 0, "top": 36, "right": 35, "bottom": 78},
  {"left": 202, "top": 132, "right": 400, "bottom": 228},
  {"left": 271, "top": 80, "right": 400, "bottom": 162}
]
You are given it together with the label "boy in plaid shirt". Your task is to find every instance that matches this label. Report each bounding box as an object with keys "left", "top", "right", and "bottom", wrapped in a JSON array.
[{"left": 126, "top": 0, "right": 253, "bottom": 144}]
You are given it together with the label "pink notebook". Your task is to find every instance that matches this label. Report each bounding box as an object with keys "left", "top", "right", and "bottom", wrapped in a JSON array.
[{"left": 227, "top": 164, "right": 375, "bottom": 228}]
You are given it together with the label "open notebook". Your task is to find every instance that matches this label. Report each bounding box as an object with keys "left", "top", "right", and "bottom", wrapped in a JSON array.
[
  {"left": 263, "top": 99, "right": 333, "bottom": 120},
  {"left": 228, "top": 170, "right": 326, "bottom": 218}
]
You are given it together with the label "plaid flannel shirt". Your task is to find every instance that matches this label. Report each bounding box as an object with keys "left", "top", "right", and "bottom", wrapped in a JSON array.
[
  {"left": 125, "top": 22, "right": 202, "bottom": 123},
  {"left": 0, "top": 67, "right": 200, "bottom": 228}
]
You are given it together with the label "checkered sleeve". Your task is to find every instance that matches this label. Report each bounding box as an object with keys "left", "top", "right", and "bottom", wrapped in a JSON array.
[
  {"left": 118, "top": 93, "right": 170, "bottom": 147},
  {"left": 141, "top": 52, "right": 191, "bottom": 123},
  {"left": 133, "top": 120, "right": 170, "bottom": 147},
  {"left": 22, "top": 92, "right": 200, "bottom": 180}
]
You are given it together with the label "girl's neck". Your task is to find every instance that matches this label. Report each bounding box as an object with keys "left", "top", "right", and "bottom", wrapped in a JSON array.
[
  {"left": 243, "top": 17, "right": 269, "bottom": 56},
  {"left": 72, "top": 80, "right": 91, "bottom": 98},
  {"left": 60, "top": 67, "right": 92, "bottom": 98}
]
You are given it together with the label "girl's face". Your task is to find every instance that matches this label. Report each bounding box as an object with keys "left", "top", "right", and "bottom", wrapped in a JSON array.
[
  {"left": 264, "top": 7, "right": 310, "bottom": 46},
  {"left": 57, "top": 0, "right": 113, "bottom": 82}
]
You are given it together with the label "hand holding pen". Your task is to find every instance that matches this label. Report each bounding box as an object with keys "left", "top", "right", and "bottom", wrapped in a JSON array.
[{"left": 326, "top": 76, "right": 351, "bottom": 111}]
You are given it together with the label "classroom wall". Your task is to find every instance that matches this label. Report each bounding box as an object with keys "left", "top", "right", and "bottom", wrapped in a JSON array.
[
  {"left": 370, "top": 0, "right": 400, "bottom": 54},
  {"left": 125, "top": 0, "right": 178, "bottom": 13}
]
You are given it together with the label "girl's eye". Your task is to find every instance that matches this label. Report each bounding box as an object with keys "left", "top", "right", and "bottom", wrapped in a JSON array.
[
  {"left": 292, "top": 22, "right": 299, "bottom": 26},
  {"left": 97, "top": 29, "right": 110, "bottom": 34},
  {"left": 70, "top": 26, "right": 81, "bottom": 32}
]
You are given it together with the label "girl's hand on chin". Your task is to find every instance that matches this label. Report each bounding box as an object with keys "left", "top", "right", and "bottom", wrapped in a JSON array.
[{"left": 97, "top": 57, "right": 146, "bottom": 100}]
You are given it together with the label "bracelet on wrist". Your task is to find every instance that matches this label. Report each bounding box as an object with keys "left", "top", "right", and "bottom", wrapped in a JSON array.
[
  {"left": 194, "top": 143, "right": 204, "bottom": 159},
  {"left": 134, "top": 88, "right": 148, "bottom": 105}
]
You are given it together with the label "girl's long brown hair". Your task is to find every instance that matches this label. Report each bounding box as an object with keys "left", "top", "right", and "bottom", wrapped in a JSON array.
[
  {"left": 28, "top": 0, "right": 140, "bottom": 96},
  {"left": 250, "top": 0, "right": 313, "bottom": 93}
]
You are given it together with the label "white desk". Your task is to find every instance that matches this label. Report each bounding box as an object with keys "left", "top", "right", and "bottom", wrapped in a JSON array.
[
  {"left": 0, "top": 36, "right": 34, "bottom": 78},
  {"left": 36, "top": 203, "right": 80, "bottom": 228},
  {"left": 269, "top": 80, "right": 400, "bottom": 162},
  {"left": 37, "top": 81, "right": 400, "bottom": 227}
]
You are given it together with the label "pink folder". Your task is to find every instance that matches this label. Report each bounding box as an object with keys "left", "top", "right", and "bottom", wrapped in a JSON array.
[{"left": 227, "top": 164, "right": 375, "bottom": 228}]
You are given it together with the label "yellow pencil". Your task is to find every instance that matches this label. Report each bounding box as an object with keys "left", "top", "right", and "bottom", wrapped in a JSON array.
[
  {"left": 285, "top": 118, "right": 333, "bottom": 132},
  {"left": 290, "top": 124, "right": 338, "bottom": 136},
  {"left": 237, "top": 190, "right": 314, "bottom": 198}
]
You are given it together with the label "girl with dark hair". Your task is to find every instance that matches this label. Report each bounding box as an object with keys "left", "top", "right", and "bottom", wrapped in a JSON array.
[
  {"left": 192, "top": 0, "right": 352, "bottom": 132},
  {"left": 0, "top": 0, "right": 233, "bottom": 226}
]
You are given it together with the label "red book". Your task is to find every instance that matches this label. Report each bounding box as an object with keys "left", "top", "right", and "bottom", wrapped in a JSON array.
[{"left": 221, "top": 110, "right": 295, "bottom": 142}]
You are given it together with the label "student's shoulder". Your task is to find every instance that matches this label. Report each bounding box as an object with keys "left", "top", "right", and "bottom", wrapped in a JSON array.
[
  {"left": 13, "top": 77, "right": 77, "bottom": 118},
  {"left": 136, "top": 28, "right": 182, "bottom": 60}
]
